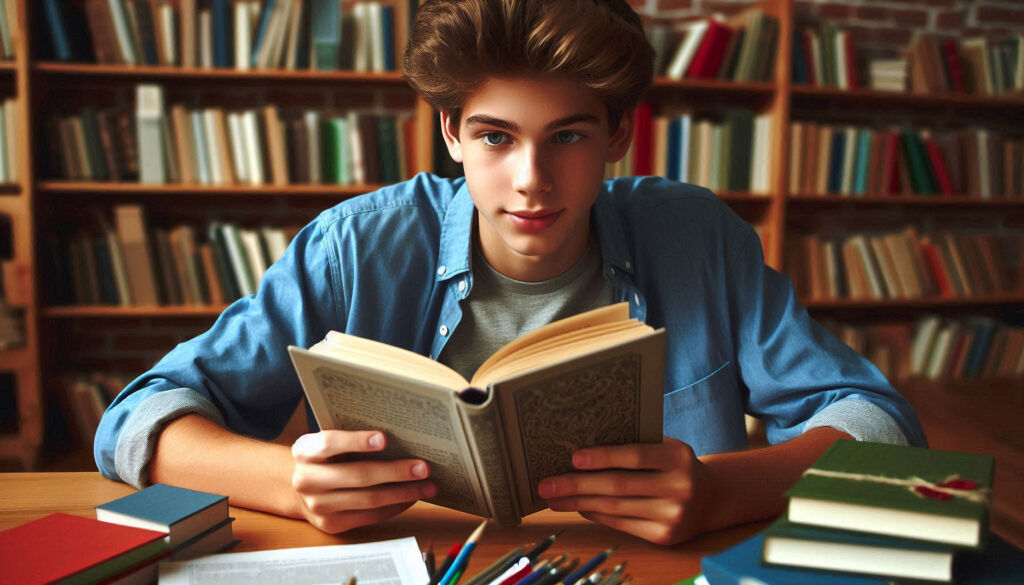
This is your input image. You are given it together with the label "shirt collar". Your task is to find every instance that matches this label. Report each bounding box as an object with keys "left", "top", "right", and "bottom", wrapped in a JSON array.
[
  {"left": 592, "top": 185, "right": 635, "bottom": 276},
  {"left": 436, "top": 180, "right": 474, "bottom": 281}
]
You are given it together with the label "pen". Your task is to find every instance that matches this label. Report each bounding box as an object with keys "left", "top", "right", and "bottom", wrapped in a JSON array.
[
  {"left": 438, "top": 520, "right": 489, "bottom": 585},
  {"left": 515, "top": 554, "right": 567, "bottom": 585},
  {"left": 465, "top": 545, "right": 527, "bottom": 585},
  {"left": 424, "top": 543, "right": 436, "bottom": 579},
  {"left": 492, "top": 555, "right": 531, "bottom": 585},
  {"left": 535, "top": 557, "right": 579, "bottom": 585},
  {"left": 429, "top": 543, "right": 462, "bottom": 585},
  {"left": 525, "top": 529, "right": 565, "bottom": 561},
  {"left": 558, "top": 546, "right": 615, "bottom": 585}
]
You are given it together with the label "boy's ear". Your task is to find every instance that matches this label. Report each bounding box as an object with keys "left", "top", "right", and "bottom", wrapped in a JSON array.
[
  {"left": 439, "top": 110, "right": 464, "bottom": 163},
  {"left": 606, "top": 107, "right": 636, "bottom": 164}
]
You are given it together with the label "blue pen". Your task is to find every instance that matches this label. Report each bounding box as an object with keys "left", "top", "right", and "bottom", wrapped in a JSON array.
[
  {"left": 438, "top": 520, "right": 488, "bottom": 585},
  {"left": 559, "top": 546, "right": 615, "bottom": 585}
]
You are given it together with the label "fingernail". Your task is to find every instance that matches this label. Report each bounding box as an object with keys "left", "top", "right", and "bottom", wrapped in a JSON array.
[
  {"left": 292, "top": 435, "right": 317, "bottom": 457},
  {"left": 573, "top": 451, "right": 591, "bottom": 468},
  {"left": 538, "top": 480, "right": 556, "bottom": 498},
  {"left": 412, "top": 462, "right": 427, "bottom": 478},
  {"left": 368, "top": 433, "right": 384, "bottom": 449}
]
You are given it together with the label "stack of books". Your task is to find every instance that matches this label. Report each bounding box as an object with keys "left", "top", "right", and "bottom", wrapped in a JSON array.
[
  {"left": 701, "top": 440, "right": 1023, "bottom": 584},
  {"left": 96, "top": 483, "right": 236, "bottom": 562},
  {"left": 869, "top": 59, "right": 908, "bottom": 92}
]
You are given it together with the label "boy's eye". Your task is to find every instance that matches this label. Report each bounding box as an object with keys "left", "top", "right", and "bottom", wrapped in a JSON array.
[
  {"left": 481, "top": 132, "right": 508, "bottom": 146},
  {"left": 554, "top": 130, "right": 582, "bottom": 144}
]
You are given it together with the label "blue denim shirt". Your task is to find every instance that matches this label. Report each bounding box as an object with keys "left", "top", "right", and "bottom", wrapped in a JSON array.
[{"left": 95, "top": 174, "right": 926, "bottom": 487}]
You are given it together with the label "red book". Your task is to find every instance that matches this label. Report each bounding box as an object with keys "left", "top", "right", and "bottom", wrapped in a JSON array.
[
  {"left": 942, "top": 39, "right": 965, "bottom": 93},
  {"left": 687, "top": 19, "right": 733, "bottom": 79},
  {"left": 632, "top": 102, "right": 654, "bottom": 176},
  {"left": 880, "top": 131, "right": 900, "bottom": 196},
  {"left": 920, "top": 240, "right": 955, "bottom": 298},
  {"left": 923, "top": 134, "right": 955, "bottom": 196},
  {"left": 0, "top": 513, "right": 170, "bottom": 585},
  {"left": 843, "top": 32, "right": 858, "bottom": 90}
]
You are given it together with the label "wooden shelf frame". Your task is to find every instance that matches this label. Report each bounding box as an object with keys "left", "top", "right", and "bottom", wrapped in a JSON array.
[
  {"left": 34, "top": 62, "right": 408, "bottom": 85},
  {"left": 788, "top": 194, "right": 1024, "bottom": 208},
  {"left": 37, "top": 181, "right": 387, "bottom": 197},
  {"left": 803, "top": 295, "right": 1024, "bottom": 311}
]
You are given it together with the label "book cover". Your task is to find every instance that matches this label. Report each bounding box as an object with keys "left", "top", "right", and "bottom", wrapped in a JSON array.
[
  {"left": 0, "top": 513, "right": 169, "bottom": 585},
  {"left": 289, "top": 303, "right": 664, "bottom": 525},
  {"left": 763, "top": 515, "right": 955, "bottom": 582},
  {"left": 96, "top": 483, "right": 229, "bottom": 548},
  {"left": 702, "top": 531, "right": 887, "bottom": 585},
  {"left": 786, "top": 440, "right": 994, "bottom": 548}
]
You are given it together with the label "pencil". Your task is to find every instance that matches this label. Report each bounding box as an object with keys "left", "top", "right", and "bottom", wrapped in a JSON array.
[
  {"left": 429, "top": 543, "right": 462, "bottom": 585},
  {"left": 515, "top": 554, "right": 567, "bottom": 585},
  {"left": 424, "top": 543, "right": 436, "bottom": 579},
  {"left": 594, "top": 562, "right": 626, "bottom": 585},
  {"left": 525, "top": 529, "right": 565, "bottom": 561},
  {"left": 464, "top": 545, "right": 527, "bottom": 585},
  {"left": 438, "top": 520, "right": 489, "bottom": 585},
  {"left": 558, "top": 546, "right": 615, "bottom": 585}
]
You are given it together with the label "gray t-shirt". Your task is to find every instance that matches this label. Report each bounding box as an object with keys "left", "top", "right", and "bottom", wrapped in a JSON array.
[{"left": 438, "top": 237, "right": 613, "bottom": 380}]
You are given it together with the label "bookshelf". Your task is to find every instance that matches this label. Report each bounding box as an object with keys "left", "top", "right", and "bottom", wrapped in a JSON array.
[{"left": 3, "top": 0, "right": 1022, "bottom": 471}]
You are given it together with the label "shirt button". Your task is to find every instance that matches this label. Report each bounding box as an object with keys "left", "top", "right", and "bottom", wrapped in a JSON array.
[
  {"left": 439, "top": 325, "right": 449, "bottom": 336},
  {"left": 437, "top": 266, "right": 446, "bottom": 276},
  {"left": 458, "top": 281, "right": 467, "bottom": 292},
  {"left": 608, "top": 267, "right": 616, "bottom": 276},
  {"left": 634, "top": 293, "right": 640, "bottom": 304},
  {"left": 625, "top": 261, "right": 632, "bottom": 270}
]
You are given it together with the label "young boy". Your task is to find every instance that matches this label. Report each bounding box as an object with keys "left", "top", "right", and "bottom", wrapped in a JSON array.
[{"left": 95, "top": 0, "right": 926, "bottom": 545}]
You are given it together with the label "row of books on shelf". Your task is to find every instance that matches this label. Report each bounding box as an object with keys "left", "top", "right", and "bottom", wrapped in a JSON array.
[
  {"left": 824, "top": 314, "right": 1024, "bottom": 384},
  {"left": 698, "top": 441, "right": 1017, "bottom": 585},
  {"left": 0, "top": 97, "right": 17, "bottom": 184},
  {"left": 789, "top": 122, "right": 1024, "bottom": 199},
  {"left": 790, "top": 227, "right": 1023, "bottom": 303},
  {"left": 53, "top": 84, "right": 416, "bottom": 186},
  {"left": 1, "top": 483, "right": 234, "bottom": 584},
  {"left": 646, "top": 8, "right": 778, "bottom": 83},
  {"left": 607, "top": 105, "right": 772, "bottom": 193},
  {"left": 44, "top": 0, "right": 412, "bottom": 73},
  {"left": 46, "top": 204, "right": 298, "bottom": 308},
  {"left": 61, "top": 371, "right": 129, "bottom": 448},
  {"left": 906, "top": 34, "right": 1024, "bottom": 96}
]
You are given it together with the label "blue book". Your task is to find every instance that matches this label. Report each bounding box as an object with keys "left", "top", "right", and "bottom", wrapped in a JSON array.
[
  {"left": 964, "top": 318, "right": 997, "bottom": 379},
  {"left": 42, "top": 0, "right": 73, "bottom": 61},
  {"left": 667, "top": 118, "right": 681, "bottom": 181},
  {"left": 95, "top": 483, "right": 228, "bottom": 548},
  {"left": 792, "top": 30, "right": 808, "bottom": 84},
  {"left": 678, "top": 115, "right": 691, "bottom": 183},
  {"left": 826, "top": 131, "right": 845, "bottom": 195},
  {"left": 213, "top": 0, "right": 234, "bottom": 68},
  {"left": 381, "top": 5, "right": 395, "bottom": 71},
  {"left": 702, "top": 532, "right": 887, "bottom": 585},
  {"left": 852, "top": 129, "right": 871, "bottom": 196},
  {"left": 250, "top": 0, "right": 278, "bottom": 68}
]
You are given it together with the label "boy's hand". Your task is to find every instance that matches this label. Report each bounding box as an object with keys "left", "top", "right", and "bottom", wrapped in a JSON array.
[
  {"left": 290, "top": 430, "right": 437, "bottom": 534},
  {"left": 538, "top": 437, "right": 709, "bottom": 545}
]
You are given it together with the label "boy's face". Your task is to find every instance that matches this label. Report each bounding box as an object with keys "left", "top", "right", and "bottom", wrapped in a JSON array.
[{"left": 440, "top": 77, "right": 633, "bottom": 282}]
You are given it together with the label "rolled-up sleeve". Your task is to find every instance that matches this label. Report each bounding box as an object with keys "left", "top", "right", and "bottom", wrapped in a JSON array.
[
  {"left": 729, "top": 225, "right": 927, "bottom": 448},
  {"left": 94, "top": 217, "right": 342, "bottom": 484}
]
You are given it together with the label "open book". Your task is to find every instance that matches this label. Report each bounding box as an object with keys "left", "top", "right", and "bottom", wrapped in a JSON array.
[{"left": 288, "top": 303, "right": 665, "bottom": 525}]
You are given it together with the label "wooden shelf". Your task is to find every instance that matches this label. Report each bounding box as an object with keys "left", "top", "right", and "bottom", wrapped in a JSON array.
[
  {"left": 42, "top": 305, "right": 228, "bottom": 318},
  {"left": 37, "top": 181, "right": 385, "bottom": 197},
  {"left": 0, "top": 184, "right": 20, "bottom": 195},
  {"left": 0, "top": 348, "right": 30, "bottom": 371},
  {"left": 791, "top": 85, "right": 1024, "bottom": 111},
  {"left": 788, "top": 194, "right": 1024, "bottom": 208},
  {"left": 0, "top": 62, "right": 14, "bottom": 72},
  {"left": 803, "top": 295, "right": 1024, "bottom": 310},
  {"left": 33, "top": 62, "right": 408, "bottom": 85},
  {"left": 716, "top": 190, "right": 773, "bottom": 202}
]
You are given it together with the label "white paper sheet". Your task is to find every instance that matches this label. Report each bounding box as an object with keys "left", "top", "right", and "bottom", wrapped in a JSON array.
[{"left": 158, "top": 536, "right": 429, "bottom": 585}]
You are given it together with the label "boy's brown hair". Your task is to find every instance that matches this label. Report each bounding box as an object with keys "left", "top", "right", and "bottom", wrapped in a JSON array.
[{"left": 403, "top": 0, "right": 655, "bottom": 132}]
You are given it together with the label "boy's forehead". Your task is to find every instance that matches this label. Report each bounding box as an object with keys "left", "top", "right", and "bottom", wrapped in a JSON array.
[{"left": 460, "top": 76, "right": 608, "bottom": 127}]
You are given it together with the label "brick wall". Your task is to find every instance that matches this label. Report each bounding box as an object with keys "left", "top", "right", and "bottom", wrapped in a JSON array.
[{"left": 635, "top": 0, "right": 1024, "bottom": 62}]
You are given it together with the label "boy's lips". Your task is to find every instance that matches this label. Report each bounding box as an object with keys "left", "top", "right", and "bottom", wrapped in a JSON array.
[{"left": 506, "top": 209, "right": 562, "bottom": 231}]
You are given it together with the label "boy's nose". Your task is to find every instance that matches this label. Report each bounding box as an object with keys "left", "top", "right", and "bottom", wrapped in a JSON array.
[{"left": 512, "top": 145, "right": 553, "bottom": 197}]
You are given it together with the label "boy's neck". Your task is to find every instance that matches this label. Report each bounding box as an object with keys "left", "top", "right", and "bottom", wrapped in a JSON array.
[{"left": 475, "top": 212, "right": 593, "bottom": 283}]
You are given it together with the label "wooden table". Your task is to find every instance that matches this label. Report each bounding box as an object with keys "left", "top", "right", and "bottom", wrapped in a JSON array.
[{"left": 0, "top": 472, "right": 766, "bottom": 584}]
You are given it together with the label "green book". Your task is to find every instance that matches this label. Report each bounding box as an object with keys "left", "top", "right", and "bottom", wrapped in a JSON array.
[
  {"left": 786, "top": 440, "right": 994, "bottom": 549},
  {"left": 763, "top": 515, "right": 956, "bottom": 582},
  {"left": 724, "top": 110, "right": 753, "bottom": 192}
]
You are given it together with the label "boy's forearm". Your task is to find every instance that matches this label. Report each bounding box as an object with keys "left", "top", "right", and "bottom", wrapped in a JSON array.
[
  {"left": 698, "top": 426, "right": 852, "bottom": 533},
  {"left": 148, "top": 414, "right": 302, "bottom": 518}
]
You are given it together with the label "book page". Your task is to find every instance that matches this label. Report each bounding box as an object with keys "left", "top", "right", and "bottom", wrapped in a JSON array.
[
  {"left": 289, "top": 347, "right": 488, "bottom": 518},
  {"left": 159, "top": 537, "right": 428, "bottom": 585},
  {"left": 492, "top": 332, "right": 666, "bottom": 516}
]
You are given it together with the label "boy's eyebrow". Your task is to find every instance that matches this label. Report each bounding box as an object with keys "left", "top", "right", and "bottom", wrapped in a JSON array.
[{"left": 464, "top": 113, "right": 602, "bottom": 132}]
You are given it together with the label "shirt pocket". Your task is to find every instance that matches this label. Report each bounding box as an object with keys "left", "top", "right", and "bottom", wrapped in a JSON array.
[{"left": 663, "top": 361, "right": 747, "bottom": 455}]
